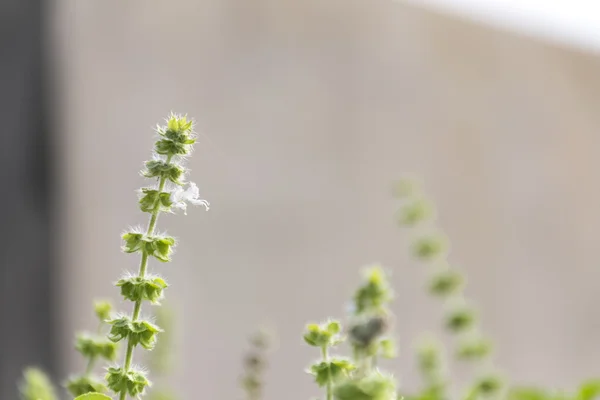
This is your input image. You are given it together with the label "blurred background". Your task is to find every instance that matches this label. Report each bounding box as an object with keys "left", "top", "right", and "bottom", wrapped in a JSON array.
[{"left": 3, "top": 0, "right": 600, "bottom": 399}]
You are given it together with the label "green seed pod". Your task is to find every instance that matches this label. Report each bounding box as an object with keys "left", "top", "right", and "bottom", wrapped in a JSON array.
[
  {"left": 107, "top": 316, "right": 162, "bottom": 350},
  {"left": 106, "top": 367, "right": 151, "bottom": 397},
  {"left": 138, "top": 189, "right": 173, "bottom": 213},
  {"left": 116, "top": 275, "right": 168, "bottom": 304},
  {"left": 143, "top": 159, "right": 185, "bottom": 185}
]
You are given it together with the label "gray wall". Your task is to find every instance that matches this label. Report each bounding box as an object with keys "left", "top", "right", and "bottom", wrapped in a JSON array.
[{"left": 52, "top": 1, "right": 600, "bottom": 399}]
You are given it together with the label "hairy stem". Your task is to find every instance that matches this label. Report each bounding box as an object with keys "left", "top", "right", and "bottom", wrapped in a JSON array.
[
  {"left": 119, "top": 156, "right": 172, "bottom": 400},
  {"left": 322, "top": 346, "right": 332, "bottom": 400}
]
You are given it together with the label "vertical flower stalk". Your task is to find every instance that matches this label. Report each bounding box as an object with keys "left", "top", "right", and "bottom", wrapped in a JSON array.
[
  {"left": 106, "top": 114, "right": 209, "bottom": 400},
  {"left": 393, "top": 179, "right": 502, "bottom": 400},
  {"left": 65, "top": 301, "right": 118, "bottom": 396},
  {"left": 304, "top": 320, "right": 354, "bottom": 400}
]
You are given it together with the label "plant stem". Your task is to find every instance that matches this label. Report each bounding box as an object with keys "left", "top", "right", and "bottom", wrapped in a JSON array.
[
  {"left": 119, "top": 156, "right": 172, "bottom": 400},
  {"left": 85, "top": 356, "right": 96, "bottom": 376},
  {"left": 322, "top": 346, "right": 332, "bottom": 400}
]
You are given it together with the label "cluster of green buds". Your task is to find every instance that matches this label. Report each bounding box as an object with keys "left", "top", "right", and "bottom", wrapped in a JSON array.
[
  {"left": 65, "top": 301, "right": 118, "bottom": 396},
  {"left": 105, "top": 113, "right": 208, "bottom": 400},
  {"left": 393, "top": 179, "right": 501, "bottom": 400},
  {"left": 304, "top": 320, "right": 356, "bottom": 400},
  {"left": 240, "top": 329, "right": 272, "bottom": 400},
  {"left": 303, "top": 266, "right": 397, "bottom": 400}
]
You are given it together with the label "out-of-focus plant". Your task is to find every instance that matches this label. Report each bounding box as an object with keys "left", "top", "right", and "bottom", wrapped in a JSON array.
[
  {"left": 393, "top": 179, "right": 502, "bottom": 400},
  {"left": 65, "top": 300, "right": 118, "bottom": 397},
  {"left": 19, "top": 367, "right": 58, "bottom": 400},
  {"left": 240, "top": 328, "right": 272, "bottom": 400},
  {"left": 304, "top": 266, "right": 397, "bottom": 400}
]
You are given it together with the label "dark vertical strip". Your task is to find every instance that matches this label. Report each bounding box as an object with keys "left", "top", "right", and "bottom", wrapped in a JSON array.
[{"left": 0, "top": 0, "right": 55, "bottom": 398}]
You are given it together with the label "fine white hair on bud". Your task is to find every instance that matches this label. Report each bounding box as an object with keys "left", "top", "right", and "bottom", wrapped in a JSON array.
[{"left": 170, "top": 182, "right": 210, "bottom": 214}]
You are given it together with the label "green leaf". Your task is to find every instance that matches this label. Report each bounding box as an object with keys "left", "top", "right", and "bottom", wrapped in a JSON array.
[
  {"left": 577, "top": 379, "right": 600, "bottom": 400},
  {"left": 73, "top": 393, "right": 112, "bottom": 400}
]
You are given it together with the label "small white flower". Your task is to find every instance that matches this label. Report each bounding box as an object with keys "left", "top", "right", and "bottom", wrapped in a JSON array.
[{"left": 170, "top": 182, "right": 209, "bottom": 214}]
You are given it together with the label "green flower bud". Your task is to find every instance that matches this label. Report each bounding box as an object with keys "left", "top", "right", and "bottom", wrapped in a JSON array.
[
  {"left": 93, "top": 300, "right": 112, "bottom": 322},
  {"left": 412, "top": 233, "right": 448, "bottom": 261},
  {"left": 308, "top": 358, "right": 356, "bottom": 387},
  {"left": 107, "top": 316, "right": 162, "bottom": 350},
  {"left": 428, "top": 269, "right": 463, "bottom": 296},
  {"left": 445, "top": 307, "right": 475, "bottom": 332},
  {"left": 138, "top": 188, "right": 173, "bottom": 213},
  {"left": 143, "top": 159, "right": 185, "bottom": 185},
  {"left": 116, "top": 275, "right": 168, "bottom": 304},
  {"left": 303, "top": 320, "right": 344, "bottom": 348},
  {"left": 65, "top": 376, "right": 108, "bottom": 397},
  {"left": 106, "top": 366, "right": 150, "bottom": 397},
  {"left": 353, "top": 266, "right": 393, "bottom": 315},
  {"left": 397, "top": 199, "right": 434, "bottom": 226},
  {"left": 473, "top": 375, "right": 503, "bottom": 396},
  {"left": 334, "top": 372, "right": 397, "bottom": 400},
  {"left": 456, "top": 336, "right": 492, "bottom": 360},
  {"left": 75, "top": 335, "right": 118, "bottom": 361},
  {"left": 122, "top": 232, "right": 176, "bottom": 262},
  {"left": 154, "top": 114, "right": 195, "bottom": 156}
]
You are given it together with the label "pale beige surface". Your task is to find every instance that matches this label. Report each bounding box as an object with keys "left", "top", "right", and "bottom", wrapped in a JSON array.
[{"left": 52, "top": 0, "right": 600, "bottom": 398}]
